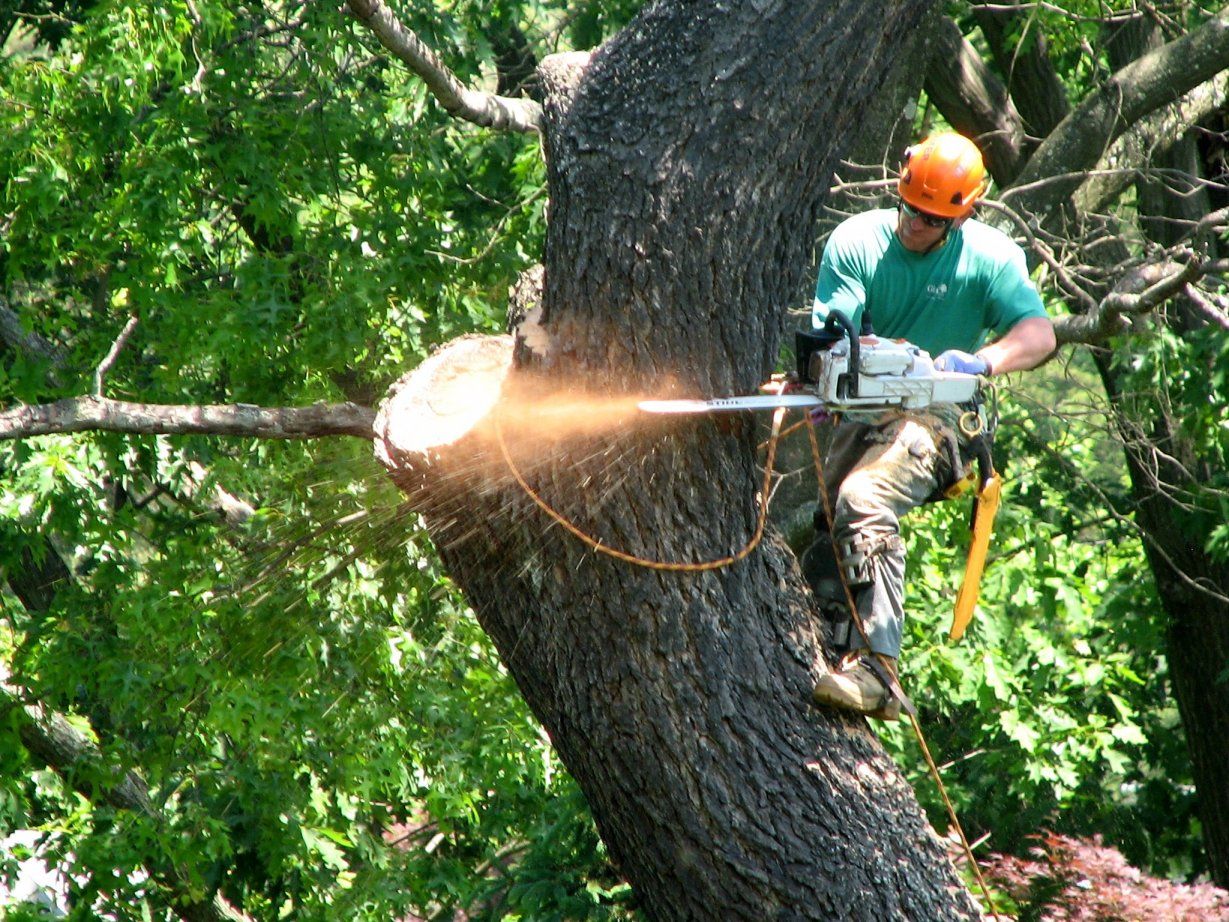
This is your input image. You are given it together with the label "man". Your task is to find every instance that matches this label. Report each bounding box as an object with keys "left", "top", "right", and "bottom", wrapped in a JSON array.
[{"left": 808, "top": 132, "right": 1055, "bottom": 720}]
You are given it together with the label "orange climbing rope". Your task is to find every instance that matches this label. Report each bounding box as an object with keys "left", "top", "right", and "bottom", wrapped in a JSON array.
[
  {"left": 493, "top": 405, "right": 787, "bottom": 572},
  {"left": 805, "top": 419, "right": 1001, "bottom": 920}
]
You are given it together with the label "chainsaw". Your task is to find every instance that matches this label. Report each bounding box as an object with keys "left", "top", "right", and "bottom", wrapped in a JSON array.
[{"left": 638, "top": 313, "right": 983, "bottom": 417}]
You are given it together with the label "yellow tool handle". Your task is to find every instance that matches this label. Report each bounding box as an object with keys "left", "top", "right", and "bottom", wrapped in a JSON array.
[{"left": 949, "top": 472, "right": 1002, "bottom": 641}]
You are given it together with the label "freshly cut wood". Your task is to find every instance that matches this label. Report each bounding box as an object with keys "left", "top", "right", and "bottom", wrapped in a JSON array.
[{"left": 374, "top": 334, "right": 513, "bottom": 470}]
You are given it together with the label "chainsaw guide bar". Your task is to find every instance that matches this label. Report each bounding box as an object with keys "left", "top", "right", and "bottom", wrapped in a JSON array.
[{"left": 637, "top": 394, "right": 823, "bottom": 414}]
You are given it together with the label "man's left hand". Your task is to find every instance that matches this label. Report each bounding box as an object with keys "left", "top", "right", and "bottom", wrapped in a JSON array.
[{"left": 934, "top": 350, "right": 990, "bottom": 376}]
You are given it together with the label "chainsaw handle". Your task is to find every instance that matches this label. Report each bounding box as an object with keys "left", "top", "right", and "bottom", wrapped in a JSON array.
[
  {"left": 796, "top": 310, "right": 866, "bottom": 390},
  {"left": 822, "top": 312, "right": 860, "bottom": 398}
]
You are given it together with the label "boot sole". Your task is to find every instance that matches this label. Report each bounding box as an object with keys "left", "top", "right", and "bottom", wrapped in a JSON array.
[{"left": 812, "top": 683, "right": 900, "bottom": 721}]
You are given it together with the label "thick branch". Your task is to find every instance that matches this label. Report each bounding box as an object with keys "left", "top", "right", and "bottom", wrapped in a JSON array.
[
  {"left": 0, "top": 396, "right": 375, "bottom": 441},
  {"left": 971, "top": 2, "right": 1069, "bottom": 140},
  {"left": 1075, "top": 71, "right": 1229, "bottom": 214},
  {"left": 1005, "top": 10, "right": 1229, "bottom": 214},
  {"left": 345, "top": 0, "right": 542, "bottom": 132},
  {"left": 1053, "top": 256, "right": 1205, "bottom": 345},
  {"left": 923, "top": 15, "right": 1028, "bottom": 184}
]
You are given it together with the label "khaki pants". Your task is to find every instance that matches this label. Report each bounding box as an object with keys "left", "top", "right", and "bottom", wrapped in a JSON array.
[{"left": 813, "top": 410, "right": 966, "bottom": 658}]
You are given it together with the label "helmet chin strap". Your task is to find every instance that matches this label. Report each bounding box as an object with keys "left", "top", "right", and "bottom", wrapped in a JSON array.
[
  {"left": 924, "top": 224, "right": 953, "bottom": 253},
  {"left": 925, "top": 208, "right": 974, "bottom": 253}
]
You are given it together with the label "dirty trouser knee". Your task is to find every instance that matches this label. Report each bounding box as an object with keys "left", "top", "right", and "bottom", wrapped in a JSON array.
[{"left": 830, "top": 416, "right": 947, "bottom": 659}]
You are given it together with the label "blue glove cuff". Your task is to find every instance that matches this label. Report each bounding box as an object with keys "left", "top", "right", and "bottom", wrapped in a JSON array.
[{"left": 935, "top": 350, "right": 990, "bottom": 376}]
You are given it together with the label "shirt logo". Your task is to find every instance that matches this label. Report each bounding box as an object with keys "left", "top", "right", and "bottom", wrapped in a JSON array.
[{"left": 926, "top": 282, "right": 949, "bottom": 299}]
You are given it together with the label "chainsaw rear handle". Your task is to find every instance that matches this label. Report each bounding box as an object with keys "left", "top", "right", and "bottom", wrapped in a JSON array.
[{"left": 796, "top": 311, "right": 866, "bottom": 392}]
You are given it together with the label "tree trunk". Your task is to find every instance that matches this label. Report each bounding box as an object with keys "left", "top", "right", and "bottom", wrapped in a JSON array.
[
  {"left": 1093, "top": 18, "right": 1229, "bottom": 887},
  {"left": 923, "top": 15, "right": 1027, "bottom": 184},
  {"left": 377, "top": 1, "right": 985, "bottom": 917}
]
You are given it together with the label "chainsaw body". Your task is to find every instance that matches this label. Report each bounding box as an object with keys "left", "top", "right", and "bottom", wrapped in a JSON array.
[{"left": 807, "top": 336, "right": 980, "bottom": 413}]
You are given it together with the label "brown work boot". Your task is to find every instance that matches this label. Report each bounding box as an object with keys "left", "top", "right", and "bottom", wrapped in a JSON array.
[{"left": 812, "top": 650, "right": 902, "bottom": 721}]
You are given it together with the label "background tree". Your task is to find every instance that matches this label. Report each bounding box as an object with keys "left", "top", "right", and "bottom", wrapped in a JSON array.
[
  {"left": 2, "top": 0, "right": 1228, "bottom": 919},
  {"left": 921, "top": 2, "right": 1229, "bottom": 887}
]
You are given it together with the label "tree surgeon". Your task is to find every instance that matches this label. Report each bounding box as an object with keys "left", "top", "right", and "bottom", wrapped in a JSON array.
[{"left": 808, "top": 132, "right": 1056, "bottom": 719}]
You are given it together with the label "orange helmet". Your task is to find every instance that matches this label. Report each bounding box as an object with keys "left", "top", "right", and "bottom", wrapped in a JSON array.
[{"left": 897, "top": 133, "right": 989, "bottom": 218}]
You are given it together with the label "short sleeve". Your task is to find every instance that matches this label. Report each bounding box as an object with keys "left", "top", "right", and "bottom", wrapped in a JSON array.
[
  {"left": 984, "top": 246, "right": 1047, "bottom": 335},
  {"left": 812, "top": 228, "right": 868, "bottom": 332}
]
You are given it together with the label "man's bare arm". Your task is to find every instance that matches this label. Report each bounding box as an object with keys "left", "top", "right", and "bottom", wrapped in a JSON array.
[{"left": 978, "top": 316, "right": 1056, "bottom": 375}]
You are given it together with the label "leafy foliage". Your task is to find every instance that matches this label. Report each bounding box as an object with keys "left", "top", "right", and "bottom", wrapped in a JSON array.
[
  {"left": 875, "top": 354, "right": 1203, "bottom": 879},
  {"left": 0, "top": 1, "right": 628, "bottom": 918}
]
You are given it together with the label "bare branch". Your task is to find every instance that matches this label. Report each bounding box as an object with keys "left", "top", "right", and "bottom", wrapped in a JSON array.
[
  {"left": 976, "top": 198, "right": 1100, "bottom": 313},
  {"left": 0, "top": 396, "right": 375, "bottom": 441},
  {"left": 1054, "top": 255, "right": 1205, "bottom": 345},
  {"left": 970, "top": 3, "right": 1143, "bottom": 23},
  {"left": 93, "top": 313, "right": 140, "bottom": 397},
  {"left": 1185, "top": 284, "right": 1229, "bottom": 331},
  {"left": 345, "top": 0, "right": 542, "bottom": 133}
]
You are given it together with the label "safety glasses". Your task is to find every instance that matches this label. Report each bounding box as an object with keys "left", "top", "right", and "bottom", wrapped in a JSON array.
[{"left": 899, "top": 200, "right": 952, "bottom": 229}]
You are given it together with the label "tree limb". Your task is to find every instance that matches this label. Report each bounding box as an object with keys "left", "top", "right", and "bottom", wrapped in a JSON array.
[
  {"left": 923, "top": 15, "right": 1028, "bottom": 184},
  {"left": 0, "top": 396, "right": 375, "bottom": 441},
  {"left": 971, "top": 3, "right": 1070, "bottom": 142},
  {"left": 1075, "top": 71, "right": 1229, "bottom": 214},
  {"left": 1185, "top": 284, "right": 1229, "bottom": 331},
  {"left": 1005, "top": 10, "right": 1229, "bottom": 215},
  {"left": 345, "top": 0, "right": 542, "bottom": 133},
  {"left": 93, "top": 313, "right": 140, "bottom": 397},
  {"left": 1053, "top": 254, "right": 1205, "bottom": 344}
]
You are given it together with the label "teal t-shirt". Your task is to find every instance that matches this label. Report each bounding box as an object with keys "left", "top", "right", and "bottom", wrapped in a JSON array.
[{"left": 811, "top": 209, "right": 1047, "bottom": 356}]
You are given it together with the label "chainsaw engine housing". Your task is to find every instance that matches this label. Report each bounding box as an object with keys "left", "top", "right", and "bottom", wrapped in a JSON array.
[{"left": 808, "top": 338, "right": 979, "bottom": 410}]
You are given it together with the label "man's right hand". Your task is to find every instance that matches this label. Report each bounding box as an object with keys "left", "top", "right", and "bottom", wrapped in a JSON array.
[{"left": 934, "top": 350, "right": 990, "bottom": 376}]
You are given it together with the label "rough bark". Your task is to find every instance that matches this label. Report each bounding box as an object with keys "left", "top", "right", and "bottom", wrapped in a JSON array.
[
  {"left": 8, "top": 542, "right": 72, "bottom": 613},
  {"left": 835, "top": 4, "right": 942, "bottom": 180},
  {"left": 375, "top": 2, "right": 988, "bottom": 917},
  {"left": 0, "top": 299, "right": 65, "bottom": 369}
]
